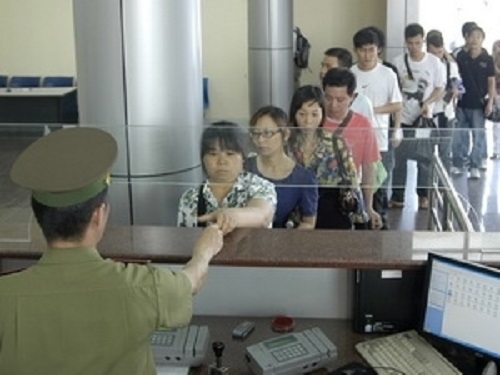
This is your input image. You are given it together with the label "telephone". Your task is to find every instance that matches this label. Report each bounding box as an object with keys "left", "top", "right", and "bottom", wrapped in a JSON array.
[
  {"left": 150, "top": 325, "right": 210, "bottom": 367},
  {"left": 245, "top": 327, "right": 338, "bottom": 375}
]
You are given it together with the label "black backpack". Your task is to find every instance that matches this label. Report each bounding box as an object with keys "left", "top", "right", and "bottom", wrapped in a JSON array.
[{"left": 294, "top": 27, "right": 310, "bottom": 69}]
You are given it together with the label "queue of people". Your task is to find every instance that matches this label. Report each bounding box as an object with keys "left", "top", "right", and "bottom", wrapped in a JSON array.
[{"left": 175, "top": 22, "right": 498, "bottom": 233}]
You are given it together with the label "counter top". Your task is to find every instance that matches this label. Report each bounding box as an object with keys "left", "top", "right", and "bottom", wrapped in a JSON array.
[{"left": 2, "top": 226, "right": 499, "bottom": 269}]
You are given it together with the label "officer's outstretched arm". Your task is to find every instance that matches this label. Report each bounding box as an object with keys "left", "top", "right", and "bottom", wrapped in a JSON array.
[{"left": 181, "top": 225, "right": 223, "bottom": 294}]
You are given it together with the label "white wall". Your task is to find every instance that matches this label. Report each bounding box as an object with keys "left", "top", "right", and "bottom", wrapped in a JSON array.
[
  {"left": 294, "top": 0, "right": 386, "bottom": 87},
  {"left": 0, "top": 0, "right": 75, "bottom": 76},
  {"left": 0, "top": 0, "right": 386, "bottom": 120}
]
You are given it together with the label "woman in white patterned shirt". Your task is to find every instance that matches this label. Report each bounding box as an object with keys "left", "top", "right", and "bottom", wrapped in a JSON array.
[{"left": 177, "top": 122, "right": 277, "bottom": 234}]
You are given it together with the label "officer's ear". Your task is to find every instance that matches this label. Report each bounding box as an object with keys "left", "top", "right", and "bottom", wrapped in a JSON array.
[{"left": 90, "top": 203, "right": 108, "bottom": 230}]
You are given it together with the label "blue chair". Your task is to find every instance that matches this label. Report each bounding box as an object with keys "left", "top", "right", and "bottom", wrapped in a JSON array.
[
  {"left": 203, "top": 77, "right": 209, "bottom": 109},
  {"left": 9, "top": 76, "right": 41, "bottom": 88},
  {"left": 42, "top": 76, "right": 74, "bottom": 87},
  {"left": 0, "top": 75, "right": 8, "bottom": 88}
]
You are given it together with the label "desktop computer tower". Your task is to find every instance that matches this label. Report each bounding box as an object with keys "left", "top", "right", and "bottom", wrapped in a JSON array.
[{"left": 353, "top": 268, "right": 425, "bottom": 333}]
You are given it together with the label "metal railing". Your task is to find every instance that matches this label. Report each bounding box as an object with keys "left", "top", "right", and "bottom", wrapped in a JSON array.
[{"left": 428, "top": 147, "right": 475, "bottom": 232}]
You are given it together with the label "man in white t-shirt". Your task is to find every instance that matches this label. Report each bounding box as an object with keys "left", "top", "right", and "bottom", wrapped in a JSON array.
[
  {"left": 390, "top": 23, "right": 444, "bottom": 210},
  {"left": 319, "top": 47, "right": 377, "bottom": 125},
  {"left": 426, "top": 30, "right": 463, "bottom": 173},
  {"left": 351, "top": 27, "right": 403, "bottom": 228}
]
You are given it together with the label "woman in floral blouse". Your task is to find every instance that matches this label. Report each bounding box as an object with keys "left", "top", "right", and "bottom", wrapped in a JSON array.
[
  {"left": 289, "top": 85, "right": 363, "bottom": 229},
  {"left": 177, "top": 121, "right": 277, "bottom": 234}
]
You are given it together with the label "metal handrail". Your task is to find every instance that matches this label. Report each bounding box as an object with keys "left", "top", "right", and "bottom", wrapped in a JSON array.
[{"left": 428, "top": 147, "right": 475, "bottom": 232}]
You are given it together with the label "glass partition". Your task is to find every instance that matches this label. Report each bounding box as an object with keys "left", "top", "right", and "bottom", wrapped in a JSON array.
[{"left": 1, "top": 122, "right": 499, "bottom": 250}]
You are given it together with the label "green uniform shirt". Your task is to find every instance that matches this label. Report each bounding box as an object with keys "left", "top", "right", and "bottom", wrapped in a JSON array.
[{"left": 0, "top": 247, "right": 192, "bottom": 375}]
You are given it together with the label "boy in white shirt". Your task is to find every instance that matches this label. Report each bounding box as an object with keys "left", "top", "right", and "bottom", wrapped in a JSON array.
[
  {"left": 390, "top": 23, "right": 444, "bottom": 210},
  {"left": 351, "top": 28, "right": 403, "bottom": 227}
]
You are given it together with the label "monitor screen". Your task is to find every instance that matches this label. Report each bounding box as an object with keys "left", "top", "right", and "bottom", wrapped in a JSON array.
[{"left": 422, "top": 253, "right": 500, "bottom": 360}]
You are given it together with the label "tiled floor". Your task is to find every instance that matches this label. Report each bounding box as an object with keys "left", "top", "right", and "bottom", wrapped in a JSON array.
[{"left": 385, "top": 158, "right": 500, "bottom": 231}]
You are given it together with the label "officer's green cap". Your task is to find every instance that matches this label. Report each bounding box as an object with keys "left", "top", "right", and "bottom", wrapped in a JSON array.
[{"left": 10, "top": 127, "right": 117, "bottom": 207}]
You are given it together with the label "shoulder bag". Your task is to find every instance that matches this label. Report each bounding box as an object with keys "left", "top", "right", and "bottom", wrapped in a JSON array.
[{"left": 330, "top": 111, "right": 359, "bottom": 214}]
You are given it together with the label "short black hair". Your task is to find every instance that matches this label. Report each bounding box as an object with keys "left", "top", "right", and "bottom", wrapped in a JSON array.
[
  {"left": 353, "top": 28, "right": 381, "bottom": 49},
  {"left": 322, "top": 68, "right": 357, "bottom": 96},
  {"left": 32, "top": 187, "right": 109, "bottom": 243},
  {"left": 462, "top": 21, "right": 477, "bottom": 38},
  {"left": 426, "top": 29, "right": 444, "bottom": 48},
  {"left": 250, "top": 105, "right": 288, "bottom": 129},
  {"left": 405, "top": 23, "right": 425, "bottom": 40},
  {"left": 466, "top": 25, "right": 485, "bottom": 39},
  {"left": 289, "top": 85, "right": 326, "bottom": 128},
  {"left": 366, "top": 26, "right": 386, "bottom": 49},
  {"left": 323, "top": 47, "right": 353, "bottom": 68},
  {"left": 201, "top": 121, "right": 249, "bottom": 162}
]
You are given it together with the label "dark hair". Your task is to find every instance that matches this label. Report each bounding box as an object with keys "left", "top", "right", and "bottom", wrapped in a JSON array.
[
  {"left": 426, "top": 29, "right": 444, "bottom": 48},
  {"left": 323, "top": 47, "right": 353, "bottom": 68},
  {"left": 366, "top": 26, "right": 386, "bottom": 50},
  {"left": 353, "top": 28, "right": 381, "bottom": 49},
  {"left": 201, "top": 121, "right": 248, "bottom": 162},
  {"left": 322, "top": 68, "right": 357, "bottom": 96},
  {"left": 462, "top": 21, "right": 477, "bottom": 38},
  {"left": 250, "top": 105, "right": 288, "bottom": 129},
  {"left": 32, "top": 187, "right": 109, "bottom": 243},
  {"left": 289, "top": 85, "right": 326, "bottom": 128},
  {"left": 466, "top": 25, "right": 485, "bottom": 39},
  {"left": 405, "top": 23, "right": 425, "bottom": 40}
]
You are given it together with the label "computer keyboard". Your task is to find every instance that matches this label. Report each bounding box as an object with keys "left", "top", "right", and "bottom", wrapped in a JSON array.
[{"left": 355, "top": 330, "right": 462, "bottom": 375}]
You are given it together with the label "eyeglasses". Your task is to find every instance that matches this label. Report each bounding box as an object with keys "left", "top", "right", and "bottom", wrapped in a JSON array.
[{"left": 249, "top": 129, "right": 281, "bottom": 139}]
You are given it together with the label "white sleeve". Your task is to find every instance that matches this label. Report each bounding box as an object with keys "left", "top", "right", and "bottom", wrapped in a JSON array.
[
  {"left": 450, "top": 61, "right": 461, "bottom": 80},
  {"left": 433, "top": 57, "right": 445, "bottom": 88}
]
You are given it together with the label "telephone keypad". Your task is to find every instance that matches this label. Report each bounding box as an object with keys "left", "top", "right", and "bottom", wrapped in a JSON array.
[
  {"left": 271, "top": 343, "right": 307, "bottom": 362},
  {"left": 150, "top": 333, "right": 175, "bottom": 347}
]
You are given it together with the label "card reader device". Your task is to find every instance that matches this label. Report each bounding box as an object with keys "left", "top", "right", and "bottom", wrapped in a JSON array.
[
  {"left": 245, "top": 327, "right": 338, "bottom": 375},
  {"left": 150, "top": 325, "right": 210, "bottom": 367}
]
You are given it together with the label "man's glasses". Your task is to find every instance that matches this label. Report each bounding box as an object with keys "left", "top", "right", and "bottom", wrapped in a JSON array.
[{"left": 249, "top": 129, "right": 281, "bottom": 139}]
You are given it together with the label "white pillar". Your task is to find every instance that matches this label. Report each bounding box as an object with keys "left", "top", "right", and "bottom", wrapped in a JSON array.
[
  {"left": 73, "top": 0, "right": 203, "bottom": 225},
  {"left": 248, "top": 0, "right": 294, "bottom": 117},
  {"left": 386, "top": 0, "right": 420, "bottom": 62}
]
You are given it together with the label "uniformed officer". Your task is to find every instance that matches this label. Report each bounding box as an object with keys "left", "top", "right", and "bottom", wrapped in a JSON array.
[{"left": 0, "top": 127, "right": 223, "bottom": 375}]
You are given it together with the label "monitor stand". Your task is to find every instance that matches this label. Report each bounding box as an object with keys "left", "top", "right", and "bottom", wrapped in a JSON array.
[{"left": 483, "top": 361, "right": 497, "bottom": 375}]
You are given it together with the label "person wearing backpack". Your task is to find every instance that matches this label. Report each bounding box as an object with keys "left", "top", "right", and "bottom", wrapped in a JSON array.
[{"left": 389, "top": 23, "right": 444, "bottom": 210}]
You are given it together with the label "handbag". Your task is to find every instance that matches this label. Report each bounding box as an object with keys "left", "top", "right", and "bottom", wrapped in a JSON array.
[
  {"left": 330, "top": 111, "right": 359, "bottom": 214},
  {"left": 411, "top": 116, "right": 435, "bottom": 163}
]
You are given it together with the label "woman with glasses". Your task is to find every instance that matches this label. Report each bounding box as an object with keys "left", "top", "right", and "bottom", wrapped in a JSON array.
[
  {"left": 177, "top": 121, "right": 277, "bottom": 234},
  {"left": 246, "top": 106, "right": 318, "bottom": 229},
  {"left": 289, "top": 85, "right": 362, "bottom": 229}
]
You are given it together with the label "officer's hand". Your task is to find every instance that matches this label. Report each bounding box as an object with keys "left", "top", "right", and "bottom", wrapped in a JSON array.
[{"left": 193, "top": 224, "right": 223, "bottom": 259}]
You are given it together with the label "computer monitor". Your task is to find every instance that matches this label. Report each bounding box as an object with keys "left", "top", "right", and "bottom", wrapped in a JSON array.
[{"left": 422, "top": 253, "right": 500, "bottom": 361}]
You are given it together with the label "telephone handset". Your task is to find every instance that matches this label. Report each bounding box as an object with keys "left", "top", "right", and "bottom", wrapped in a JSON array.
[
  {"left": 245, "top": 327, "right": 338, "bottom": 375},
  {"left": 150, "top": 325, "right": 210, "bottom": 367}
]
